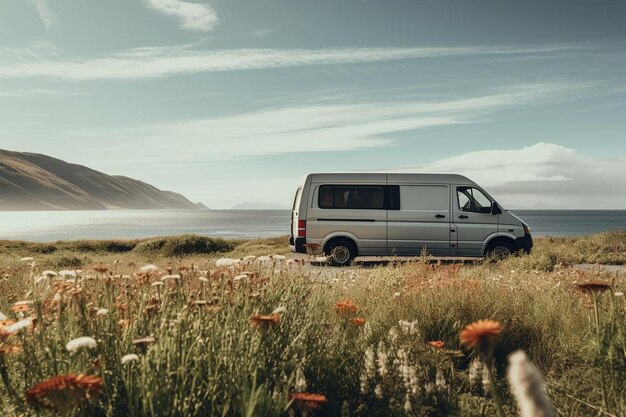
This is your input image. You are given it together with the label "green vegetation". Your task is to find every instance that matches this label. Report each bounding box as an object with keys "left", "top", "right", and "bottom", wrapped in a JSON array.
[{"left": 0, "top": 233, "right": 624, "bottom": 416}]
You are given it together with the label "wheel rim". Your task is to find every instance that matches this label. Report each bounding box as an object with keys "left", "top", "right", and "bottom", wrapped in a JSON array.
[
  {"left": 491, "top": 246, "right": 511, "bottom": 260},
  {"left": 331, "top": 246, "right": 351, "bottom": 264}
]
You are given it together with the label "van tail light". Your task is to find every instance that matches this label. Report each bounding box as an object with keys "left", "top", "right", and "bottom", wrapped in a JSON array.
[{"left": 297, "top": 220, "right": 306, "bottom": 237}]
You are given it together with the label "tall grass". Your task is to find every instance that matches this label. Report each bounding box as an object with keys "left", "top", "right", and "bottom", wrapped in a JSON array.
[{"left": 0, "top": 234, "right": 624, "bottom": 416}]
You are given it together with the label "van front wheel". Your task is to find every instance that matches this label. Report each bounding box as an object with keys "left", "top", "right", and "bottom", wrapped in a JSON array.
[
  {"left": 485, "top": 240, "right": 515, "bottom": 261},
  {"left": 327, "top": 240, "right": 356, "bottom": 267}
]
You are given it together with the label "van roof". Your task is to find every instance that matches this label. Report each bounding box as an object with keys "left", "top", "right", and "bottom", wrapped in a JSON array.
[{"left": 308, "top": 172, "right": 477, "bottom": 185}]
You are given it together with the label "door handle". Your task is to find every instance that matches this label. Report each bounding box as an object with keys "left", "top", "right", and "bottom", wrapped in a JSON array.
[
  {"left": 435, "top": 214, "right": 446, "bottom": 219},
  {"left": 458, "top": 215, "right": 469, "bottom": 219}
]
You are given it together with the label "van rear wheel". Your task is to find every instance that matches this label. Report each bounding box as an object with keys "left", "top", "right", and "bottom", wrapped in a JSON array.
[
  {"left": 485, "top": 240, "right": 515, "bottom": 261},
  {"left": 327, "top": 240, "right": 356, "bottom": 267}
]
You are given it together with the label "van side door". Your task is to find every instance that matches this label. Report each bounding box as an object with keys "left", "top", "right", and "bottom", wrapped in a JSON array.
[
  {"left": 386, "top": 184, "right": 451, "bottom": 256},
  {"left": 452, "top": 185, "right": 499, "bottom": 257}
]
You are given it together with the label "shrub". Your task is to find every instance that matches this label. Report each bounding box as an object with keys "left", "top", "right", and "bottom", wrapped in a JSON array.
[{"left": 133, "top": 234, "right": 235, "bottom": 256}]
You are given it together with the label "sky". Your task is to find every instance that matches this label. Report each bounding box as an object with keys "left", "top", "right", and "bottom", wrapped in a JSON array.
[{"left": 1, "top": 0, "right": 625, "bottom": 209}]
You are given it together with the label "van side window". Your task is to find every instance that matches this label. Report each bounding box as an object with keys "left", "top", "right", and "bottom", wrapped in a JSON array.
[
  {"left": 318, "top": 185, "right": 385, "bottom": 210},
  {"left": 457, "top": 187, "right": 492, "bottom": 214}
]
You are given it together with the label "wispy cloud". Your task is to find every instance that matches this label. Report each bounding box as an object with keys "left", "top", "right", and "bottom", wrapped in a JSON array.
[
  {"left": 396, "top": 142, "right": 626, "bottom": 209},
  {"left": 0, "top": 44, "right": 582, "bottom": 81},
  {"left": 70, "top": 83, "right": 570, "bottom": 163},
  {"left": 142, "top": 0, "right": 218, "bottom": 32},
  {"left": 33, "top": 0, "right": 58, "bottom": 30},
  {"left": 0, "top": 88, "right": 81, "bottom": 98}
]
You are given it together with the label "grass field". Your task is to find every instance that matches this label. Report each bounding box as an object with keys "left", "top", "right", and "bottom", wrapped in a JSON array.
[{"left": 0, "top": 233, "right": 625, "bottom": 416}]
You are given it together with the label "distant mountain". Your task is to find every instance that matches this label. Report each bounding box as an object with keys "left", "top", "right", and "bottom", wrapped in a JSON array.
[
  {"left": 231, "top": 202, "right": 288, "bottom": 210},
  {"left": 196, "top": 202, "right": 210, "bottom": 210},
  {"left": 0, "top": 149, "right": 198, "bottom": 211}
]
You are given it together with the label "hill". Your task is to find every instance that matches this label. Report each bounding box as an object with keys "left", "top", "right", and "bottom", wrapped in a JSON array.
[{"left": 0, "top": 149, "right": 198, "bottom": 210}]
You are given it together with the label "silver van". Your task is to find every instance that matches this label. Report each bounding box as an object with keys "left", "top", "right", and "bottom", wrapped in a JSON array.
[{"left": 289, "top": 173, "right": 532, "bottom": 266}]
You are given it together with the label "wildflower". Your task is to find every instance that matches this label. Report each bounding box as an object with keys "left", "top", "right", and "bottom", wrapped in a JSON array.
[
  {"left": 0, "top": 312, "right": 7, "bottom": 321},
  {"left": 11, "top": 303, "right": 31, "bottom": 314},
  {"left": 243, "top": 255, "right": 256, "bottom": 262},
  {"left": 4, "top": 319, "right": 33, "bottom": 334},
  {"left": 468, "top": 358, "right": 483, "bottom": 390},
  {"left": 199, "top": 276, "right": 209, "bottom": 283},
  {"left": 215, "top": 258, "right": 238, "bottom": 267},
  {"left": 335, "top": 299, "right": 358, "bottom": 315},
  {"left": 139, "top": 264, "right": 158, "bottom": 273},
  {"left": 272, "top": 306, "right": 287, "bottom": 315},
  {"left": 257, "top": 255, "right": 272, "bottom": 263},
  {"left": 233, "top": 274, "right": 247, "bottom": 281},
  {"left": 374, "top": 384, "right": 383, "bottom": 399},
  {"left": 26, "top": 374, "right": 102, "bottom": 412},
  {"left": 295, "top": 367, "right": 308, "bottom": 392},
  {"left": 615, "top": 291, "right": 624, "bottom": 297},
  {"left": 575, "top": 282, "right": 612, "bottom": 293},
  {"left": 507, "top": 350, "right": 553, "bottom": 417},
  {"left": 350, "top": 317, "right": 366, "bottom": 326},
  {"left": 95, "top": 308, "right": 109, "bottom": 317},
  {"left": 58, "top": 270, "right": 77, "bottom": 277},
  {"left": 20, "top": 257, "right": 34, "bottom": 262},
  {"left": 93, "top": 264, "right": 108, "bottom": 273},
  {"left": 151, "top": 281, "right": 164, "bottom": 287},
  {"left": 289, "top": 393, "right": 328, "bottom": 410},
  {"left": 0, "top": 344, "right": 21, "bottom": 355},
  {"left": 398, "top": 319, "right": 419, "bottom": 335},
  {"left": 249, "top": 314, "right": 280, "bottom": 326},
  {"left": 121, "top": 354, "right": 139, "bottom": 364},
  {"left": 376, "top": 342, "right": 389, "bottom": 377},
  {"left": 161, "top": 274, "right": 180, "bottom": 280},
  {"left": 427, "top": 340, "right": 445, "bottom": 349},
  {"left": 272, "top": 255, "right": 287, "bottom": 261},
  {"left": 435, "top": 368, "right": 447, "bottom": 392},
  {"left": 66, "top": 337, "right": 97, "bottom": 352},
  {"left": 460, "top": 319, "right": 503, "bottom": 352}
]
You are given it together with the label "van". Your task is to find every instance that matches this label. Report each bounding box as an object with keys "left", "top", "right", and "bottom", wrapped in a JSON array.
[{"left": 289, "top": 173, "right": 532, "bottom": 266}]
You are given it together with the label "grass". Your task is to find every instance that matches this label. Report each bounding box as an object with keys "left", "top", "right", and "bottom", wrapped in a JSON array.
[{"left": 0, "top": 232, "right": 624, "bottom": 416}]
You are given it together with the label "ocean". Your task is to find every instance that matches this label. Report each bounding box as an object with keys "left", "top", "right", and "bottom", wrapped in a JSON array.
[{"left": 0, "top": 209, "right": 625, "bottom": 242}]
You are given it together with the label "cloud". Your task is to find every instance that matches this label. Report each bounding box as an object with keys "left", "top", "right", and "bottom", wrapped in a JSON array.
[
  {"left": 68, "top": 83, "right": 568, "bottom": 164},
  {"left": 399, "top": 143, "right": 626, "bottom": 209},
  {"left": 0, "top": 43, "right": 581, "bottom": 81},
  {"left": 0, "top": 88, "right": 80, "bottom": 98},
  {"left": 33, "top": 0, "right": 58, "bottom": 30},
  {"left": 142, "top": 0, "right": 218, "bottom": 32}
]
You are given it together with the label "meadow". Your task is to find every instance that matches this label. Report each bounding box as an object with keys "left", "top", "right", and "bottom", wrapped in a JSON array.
[{"left": 0, "top": 233, "right": 625, "bottom": 416}]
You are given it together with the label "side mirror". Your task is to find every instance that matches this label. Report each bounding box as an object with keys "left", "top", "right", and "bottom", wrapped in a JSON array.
[{"left": 491, "top": 201, "right": 502, "bottom": 215}]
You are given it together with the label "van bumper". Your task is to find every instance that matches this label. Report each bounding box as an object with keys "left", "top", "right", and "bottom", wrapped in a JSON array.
[
  {"left": 515, "top": 234, "right": 533, "bottom": 254},
  {"left": 289, "top": 236, "right": 307, "bottom": 254}
]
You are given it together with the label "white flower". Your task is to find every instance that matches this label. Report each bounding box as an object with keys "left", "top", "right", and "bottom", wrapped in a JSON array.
[
  {"left": 272, "top": 255, "right": 287, "bottom": 261},
  {"left": 66, "top": 336, "right": 97, "bottom": 352},
  {"left": 507, "top": 350, "right": 553, "bottom": 417},
  {"left": 20, "top": 257, "right": 34, "bottom": 262},
  {"left": 199, "top": 276, "right": 209, "bottom": 283},
  {"left": 294, "top": 367, "right": 307, "bottom": 392},
  {"left": 58, "top": 270, "right": 77, "bottom": 277},
  {"left": 393, "top": 291, "right": 401, "bottom": 298},
  {"left": 96, "top": 308, "right": 109, "bottom": 316},
  {"left": 215, "top": 258, "right": 237, "bottom": 267},
  {"left": 376, "top": 341, "right": 389, "bottom": 377},
  {"left": 139, "top": 264, "right": 159, "bottom": 273},
  {"left": 615, "top": 291, "right": 624, "bottom": 297},
  {"left": 435, "top": 368, "right": 447, "bottom": 392},
  {"left": 5, "top": 319, "right": 33, "bottom": 334},
  {"left": 151, "top": 281, "right": 164, "bottom": 287},
  {"left": 121, "top": 354, "right": 139, "bottom": 364},
  {"left": 272, "top": 306, "right": 287, "bottom": 315},
  {"left": 161, "top": 274, "right": 180, "bottom": 280},
  {"left": 257, "top": 256, "right": 272, "bottom": 263},
  {"left": 42, "top": 270, "right": 57, "bottom": 277},
  {"left": 233, "top": 274, "right": 247, "bottom": 281},
  {"left": 469, "top": 358, "right": 483, "bottom": 390}
]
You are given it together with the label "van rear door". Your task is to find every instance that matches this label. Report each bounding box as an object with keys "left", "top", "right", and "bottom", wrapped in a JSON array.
[{"left": 289, "top": 187, "right": 303, "bottom": 249}]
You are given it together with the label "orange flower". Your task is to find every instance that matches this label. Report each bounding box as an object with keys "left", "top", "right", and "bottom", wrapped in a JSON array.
[
  {"left": 289, "top": 393, "right": 328, "bottom": 410},
  {"left": 11, "top": 304, "right": 31, "bottom": 313},
  {"left": 335, "top": 299, "right": 358, "bottom": 316},
  {"left": 575, "top": 282, "right": 612, "bottom": 294},
  {"left": 26, "top": 374, "right": 103, "bottom": 412},
  {"left": 0, "top": 319, "right": 16, "bottom": 329},
  {"left": 350, "top": 317, "right": 366, "bottom": 326},
  {"left": 0, "top": 344, "right": 21, "bottom": 355},
  {"left": 427, "top": 340, "right": 445, "bottom": 349},
  {"left": 460, "top": 319, "right": 502, "bottom": 350},
  {"left": 249, "top": 314, "right": 281, "bottom": 326}
]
